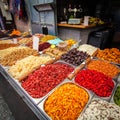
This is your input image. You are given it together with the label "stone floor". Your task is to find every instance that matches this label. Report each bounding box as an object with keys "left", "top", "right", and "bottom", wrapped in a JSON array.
[{"left": 0, "top": 93, "right": 15, "bottom": 120}]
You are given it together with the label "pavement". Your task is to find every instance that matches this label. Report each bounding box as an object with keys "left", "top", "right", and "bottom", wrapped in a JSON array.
[{"left": 0, "top": 93, "right": 15, "bottom": 120}]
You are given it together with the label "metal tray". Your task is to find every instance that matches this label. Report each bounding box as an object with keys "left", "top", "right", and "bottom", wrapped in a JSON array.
[
  {"left": 94, "top": 56, "right": 120, "bottom": 67},
  {"left": 110, "top": 83, "right": 120, "bottom": 106},
  {"left": 1, "top": 63, "right": 72, "bottom": 105},
  {"left": 54, "top": 59, "right": 76, "bottom": 68},
  {"left": 6, "top": 62, "right": 75, "bottom": 105},
  {"left": 73, "top": 68, "right": 116, "bottom": 101},
  {"left": 117, "top": 74, "right": 120, "bottom": 83},
  {"left": 13, "top": 78, "right": 43, "bottom": 104},
  {"left": 85, "top": 58, "right": 120, "bottom": 81},
  {"left": 77, "top": 45, "right": 99, "bottom": 57},
  {"left": 0, "top": 65, "right": 41, "bottom": 104},
  {"left": 77, "top": 97, "right": 120, "bottom": 120},
  {"left": 93, "top": 80, "right": 116, "bottom": 102},
  {"left": 37, "top": 80, "right": 93, "bottom": 120},
  {"left": 54, "top": 60, "right": 86, "bottom": 80},
  {"left": 60, "top": 48, "right": 90, "bottom": 67}
]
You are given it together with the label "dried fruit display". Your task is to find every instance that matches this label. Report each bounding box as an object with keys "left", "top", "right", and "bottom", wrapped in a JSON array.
[
  {"left": 75, "top": 69, "right": 114, "bottom": 97},
  {"left": 77, "top": 44, "right": 98, "bottom": 56},
  {"left": 0, "top": 46, "right": 39, "bottom": 66},
  {"left": 0, "top": 43, "right": 19, "bottom": 50},
  {"left": 113, "top": 85, "right": 120, "bottom": 106},
  {"left": 78, "top": 98, "right": 120, "bottom": 120},
  {"left": 8, "top": 55, "right": 54, "bottom": 81},
  {"left": 61, "top": 48, "right": 90, "bottom": 66},
  {"left": 44, "top": 47, "right": 67, "bottom": 59},
  {"left": 57, "top": 42, "right": 68, "bottom": 51},
  {"left": 87, "top": 60, "right": 120, "bottom": 78},
  {"left": 18, "top": 37, "right": 32, "bottom": 45},
  {"left": 41, "top": 35, "right": 57, "bottom": 42},
  {"left": 44, "top": 83, "right": 89, "bottom": 120},
  {"left": 96, "top": 48, "right": 120, "bottom": 64},
  {"left": 39, "top": 42, "right": 51, "bottom": 51},
  {"left": 34, "top": 33, "right": 44, "bottom": 38},
  {"left": 65, "top": 39, "right": 77, "bottom": 47},
  {"left": 9, "top": 29, "right": 21, "bottom": 36},
  {"left": 0, "top": 40, "right": 13, "bottom": 44},
  {"left": 21, "top": 62, "right": 74, "bottom": 98}
]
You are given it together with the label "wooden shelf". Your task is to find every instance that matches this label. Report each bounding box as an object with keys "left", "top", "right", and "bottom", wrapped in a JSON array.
[{"left": 57, "top": 23, "right": 97, "bottom": 29}]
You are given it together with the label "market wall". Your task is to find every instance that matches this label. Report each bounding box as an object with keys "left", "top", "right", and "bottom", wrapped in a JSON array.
[{"left": 12, "top": 0, "right": 31, "bottom": 32}]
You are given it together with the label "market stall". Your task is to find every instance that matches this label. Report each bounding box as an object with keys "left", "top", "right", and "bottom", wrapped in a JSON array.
[
  {"left": 57, "top": 21, "right": 109, "bottom": 45},
  {"left": 0, "top": 31, "right": 120, "bottom": 120}
]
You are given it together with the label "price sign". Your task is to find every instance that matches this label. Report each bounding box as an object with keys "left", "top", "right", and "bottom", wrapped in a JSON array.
[
  {"left": 32, "top": 35, "right": 39, "bottom": 51},
  {"left": 83, "top": 16, "right": 89, "bottom": 26},
  {"left": 13, "top": 38, "right": 18, "bottom": 44}
]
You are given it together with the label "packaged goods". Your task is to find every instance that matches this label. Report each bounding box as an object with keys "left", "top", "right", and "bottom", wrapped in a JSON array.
[{"left": 57, "top": 41, "right": 68, "bottom": 51}]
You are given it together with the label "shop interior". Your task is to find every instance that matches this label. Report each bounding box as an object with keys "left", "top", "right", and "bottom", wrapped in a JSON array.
[{"left": 0, "top": 0, "right": 120, "bottom": 120}]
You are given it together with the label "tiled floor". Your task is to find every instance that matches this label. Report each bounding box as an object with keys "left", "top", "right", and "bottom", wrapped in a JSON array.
[{"left": 0, "top": 94, "right": 15, "bottom": 120}]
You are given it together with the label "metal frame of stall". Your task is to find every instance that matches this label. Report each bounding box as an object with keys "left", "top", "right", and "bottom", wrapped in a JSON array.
[{"left": 0, "top": 65, "right": 50, "bottom": 120}]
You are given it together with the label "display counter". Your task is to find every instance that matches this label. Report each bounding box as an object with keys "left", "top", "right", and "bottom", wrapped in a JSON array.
[
  {"left": 0, "top": 59, "right": 120, "bottom": 120},
  {"left": 0, "top": 36, "right": 120, "bottom": 120},
  {"left": 0, "top": 66, "right": 49, "bottom": 120},
  {"left": 57, "top": 23, "right": 96, "bottom": 29},
  {"left": 57, "top": 23, "right": 107, "bottom": 44}
]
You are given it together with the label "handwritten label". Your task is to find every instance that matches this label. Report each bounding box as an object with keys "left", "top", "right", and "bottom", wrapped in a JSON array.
[{"left": 32, "top": 35, "right": 39, "bottom": 51}]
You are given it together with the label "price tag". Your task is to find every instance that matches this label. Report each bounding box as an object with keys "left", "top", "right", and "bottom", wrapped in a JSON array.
[
  {"left": 32, "top": 35, "right": 39, "bottom": 51},
  {"left": 83, "top": 16, "right": 89, "bottom": 26},
  {"left": 13, "top": 38, "right": 18, "bottom": 44}
]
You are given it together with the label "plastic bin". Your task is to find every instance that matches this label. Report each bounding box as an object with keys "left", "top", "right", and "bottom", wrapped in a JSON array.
[{"left": 87, "top": 28, "right": 112, "bottom": 49}]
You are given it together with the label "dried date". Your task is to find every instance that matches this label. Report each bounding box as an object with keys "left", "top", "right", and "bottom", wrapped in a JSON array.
[{"left": 61, "top": 48, "right": 90, "bottom": 66}]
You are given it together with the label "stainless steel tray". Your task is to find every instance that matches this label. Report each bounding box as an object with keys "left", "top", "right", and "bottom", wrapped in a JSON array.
[
  {"left": 1, "top": 65, "right": 43, "bottom": 104},
  {"left": 93, "top": 80, "right": 116, "bottom": 102},
  {"left": 38, "top": 80, "right": 93, "bottom": 120},
  {"left": 77, "top": 97, "right": 120, "bottom": 120},
  {"left": 73, "top": 68, "right": 116, "bottom": 101},
  {"left": 85, "top": 58, "right": 120, "bottom": 81},
  {"left": 110, "top": 83, "right": 120, "bottom": 106}
]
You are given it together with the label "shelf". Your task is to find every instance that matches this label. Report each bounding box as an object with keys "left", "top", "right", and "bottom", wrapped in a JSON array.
[{"left": 57, "top": 23, "right": 97, "bottom": 29}]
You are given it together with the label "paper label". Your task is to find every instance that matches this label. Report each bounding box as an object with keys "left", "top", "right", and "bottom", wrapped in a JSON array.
[
  {"left": 83, "top": 16, "right": 89, "bottom": 26},
  {"left": 13, "top": 38, "right": 18, "bottom": 44},
  {"left": 32, "top": 36, "right": 39, "bottom": 51}
]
